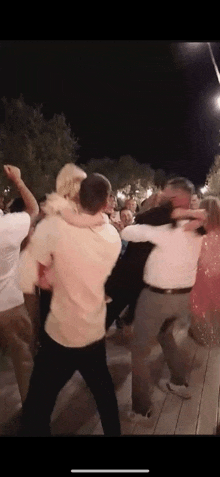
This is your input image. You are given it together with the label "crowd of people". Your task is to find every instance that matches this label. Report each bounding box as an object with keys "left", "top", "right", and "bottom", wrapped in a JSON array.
[{"left": 0, "top": 162, "right": 220, "bottom": 436}]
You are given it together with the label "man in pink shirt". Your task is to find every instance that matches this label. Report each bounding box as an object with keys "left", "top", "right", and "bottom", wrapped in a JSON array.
[{"left": 18, "top": 173, "right": 121, "bottom": 436}]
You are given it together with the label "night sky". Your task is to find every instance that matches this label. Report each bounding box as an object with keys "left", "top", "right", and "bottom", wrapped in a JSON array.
[{"left": 1, "top": 40, "right": 220, "bottom": 187}]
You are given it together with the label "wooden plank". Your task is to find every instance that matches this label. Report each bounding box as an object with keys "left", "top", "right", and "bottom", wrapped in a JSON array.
[
  {"left": 132, "top": 335, "right": 198, "bottom": 435},
  {"left": 154, "top": 337, "right": 200, "bottom": 435},
  {"left": 217, "top": 388, "right": 220, "bottom": 434},
  {"left": 217, "top": 386, "right": 220, "bottom": 435},
  {"left": 82, "top": 343, "right": 132, "bottom": 435},
  {"left": 133, "top": 389, "right": 167, "bottom": 435},
  {"left": 196, "top": 347, "right": 220, "bottom": 435},
  {"left": 92, "top": 372, "right": 135, "bottom": 435},
  {"left": 52, "top": 385, "right": 99, "bottom": 436},
  {"left": 153, "top": 392, "right": 183, "bottom": 435},
  {"left": 175, "top": 345, "right": 209, "bottom": 435},
  {"left": 77, "top": 412, "right": 101, "bottom": 435}
]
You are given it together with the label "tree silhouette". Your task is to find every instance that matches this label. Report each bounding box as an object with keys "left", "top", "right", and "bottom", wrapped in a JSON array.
[{"left": 0, "top": 95, "right": 79, "bottom": 199}]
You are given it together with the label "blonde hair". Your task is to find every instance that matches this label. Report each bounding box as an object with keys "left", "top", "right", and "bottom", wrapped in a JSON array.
[
  {"left": 56, "top": 164, "right": 87, "bottom": 200},
  {"left": 200, "top": 195, "right": 220, "bottom": 230}
]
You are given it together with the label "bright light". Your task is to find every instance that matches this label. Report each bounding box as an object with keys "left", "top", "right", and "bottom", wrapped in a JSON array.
[
  {"left": 182, "top": 42, "right": 206, "bottom": 56},
  {"left": 200, "top": 185, "right": 208, "bottom": 194},
  {"left": 117, "top": 191, "right": 126, "bottom": 200},
  {"left": 146, "top": 188, "right": 153, "bottom": 199},
  {"left": 186, "top": 42, "right": 204, "bottom": 49},
  {"left": 210, "top": 92, "right": 220, "bottom": 114}
]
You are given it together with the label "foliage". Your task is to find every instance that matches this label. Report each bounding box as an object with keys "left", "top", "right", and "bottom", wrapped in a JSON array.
[
  {"left": 0, "top": 95, "right": 79, "bottom": 199},
  {"left": 0, "top": 96, "right": 168, "bottom": 204},
  {"left": 205, "top": 155, "right": 220, "bottom": 197},
  {"left": 79, "top": 155, "right": 158, "bottom": 202}
]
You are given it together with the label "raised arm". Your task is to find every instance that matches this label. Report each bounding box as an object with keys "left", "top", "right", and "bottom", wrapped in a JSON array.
[
  {"left": 121, "top": 223, "right": 158, "bottom": 243},
  {"left": 4, "top": 165, "right": 39, "bottom": 222},
  {"left": 171, "top": 208, "right": 207, "bottom": 232},
  {"left": 60, "top": 208, "right": 106, "bottom": 227}
]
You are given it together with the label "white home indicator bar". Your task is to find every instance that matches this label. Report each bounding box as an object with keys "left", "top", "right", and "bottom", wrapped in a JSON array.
[{"left": 71, "top": 471, "right": 150, "bottom": 474}]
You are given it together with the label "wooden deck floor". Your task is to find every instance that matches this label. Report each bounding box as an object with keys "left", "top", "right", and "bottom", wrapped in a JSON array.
[{"left": 0, "top": 325, "right": 220, "bottom": 436}]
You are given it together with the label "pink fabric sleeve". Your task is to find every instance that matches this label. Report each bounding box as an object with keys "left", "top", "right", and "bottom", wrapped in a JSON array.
[{"left": 61, "top": 209, "right": 106, "bottom": 227}]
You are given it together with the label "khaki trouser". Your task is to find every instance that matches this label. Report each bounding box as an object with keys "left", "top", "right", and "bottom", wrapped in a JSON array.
[
  {"left": 0, "top": 304, "right": 34, "bottom": 404},
  {"left": 132, "top": 287, "right": 191, "bottom": 415}
]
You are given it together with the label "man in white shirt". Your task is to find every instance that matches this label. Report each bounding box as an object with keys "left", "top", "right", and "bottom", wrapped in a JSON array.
[
  {"left": 121, "top": 177, "right": 205, "bottom": 421},
  {"left": 19, "top": 173, "right": 122, "bottom": 437},
  {"left": 0, "top": 165, "right": 39, "bottom": 404}
]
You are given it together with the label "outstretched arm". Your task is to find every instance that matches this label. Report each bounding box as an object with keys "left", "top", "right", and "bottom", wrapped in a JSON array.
[
  {"left": 60, "top": 208, "right": 107, "bottom": 227},
  {"left": 4, "top": 165, "right": 39, "bottom": 223},
  {"left": 121, "top": 223, "right": 158, "bottom": 243},
  {"left": 171, "top": 208, "right": 207, "bottom": 232}
]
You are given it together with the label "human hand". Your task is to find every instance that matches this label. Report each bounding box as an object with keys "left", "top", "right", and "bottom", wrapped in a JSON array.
[
  {"left": 171, "top": 208, "right": 189, "bottom": 220},
  {"left": 4, "top": 165, "right": 21, "bottom": 184},
  {"left": 112, "top": 221, "right": 124, "bottom": 232}
]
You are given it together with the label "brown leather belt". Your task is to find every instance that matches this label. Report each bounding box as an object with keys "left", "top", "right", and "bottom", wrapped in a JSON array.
[{"left": 145, "top": 284, "right": 193, "bottom": 295}]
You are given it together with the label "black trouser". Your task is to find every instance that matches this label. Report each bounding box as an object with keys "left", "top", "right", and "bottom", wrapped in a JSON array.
[
  {"left": 106, "top": 293, "right": 129, "bottom": 331},
  {"left": 105, "top": 288, "right": 143, "bottom": 331},
  {"left": 18, "top": 332, "right": 121, "bottom": 436},
  {"left": 38, "top": 290, "right": 52, "bottom": 343}
]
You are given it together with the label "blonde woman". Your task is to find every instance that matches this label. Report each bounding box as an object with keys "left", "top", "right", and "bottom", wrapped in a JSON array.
[{"left": 189, "top": 196, "right": 220, "bottom": 346}]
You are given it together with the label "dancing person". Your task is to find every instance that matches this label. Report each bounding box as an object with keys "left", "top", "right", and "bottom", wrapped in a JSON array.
[
  {"left": 124, "top": 197, "right": 138, "bottom": 215},
  {"left": 20, "top": 164, "right": 109, "bottom": 350},
  {"left": 139, "top": 192, "right": 162, "bottom": 214},
  {"left": 105, "top": 179, "right": 206, "bottom": 332},
  {"left": 39, "top": 164, "right": 88, "bottom": 339},
  {"left": 19, "top": 164, "right": 88, "bottom": 346},
  {"left": 105, "top": 191, "right": 171, "bottom": 331},
  {"left": 18, "top": 173, "right": 121, "bottom": 437},
  {"left": 104, "top": 193, "right": 120, "bottom": 225},
  {"left": 190, "top": 196, "right": 220, "bottom": 346},
  {"left": 191, "top": 193, "right": 201, "bottom": 210},
  {"left": 119, "top": 208, "right": 134, "bottom": 257},
  {"left": 6, "top": 196, "right": 40, "bottom": 357},
  {"left": 120, "top": 207, "right": 133, "bottom": 228},
  {"left": 0, "top": 165, "right": 39, "bottom": 404},
  {"left": 120, "top": 179, "right": 206, "bottom": 422}
]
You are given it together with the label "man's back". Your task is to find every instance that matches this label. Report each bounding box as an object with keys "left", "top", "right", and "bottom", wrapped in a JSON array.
[
  {"left": 0, "top": 212, "right": 30, "bottom": 311},
  {"left": 30, "top": 215, "right": 121, "bottom": 347},
  {"left": 121, "top": 220, "right": 204, "bottom": 289}
]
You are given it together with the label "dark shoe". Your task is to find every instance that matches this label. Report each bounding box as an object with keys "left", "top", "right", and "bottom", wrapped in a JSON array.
[{"left": 116, "top": 318, "right": 124, "bottom": 329}]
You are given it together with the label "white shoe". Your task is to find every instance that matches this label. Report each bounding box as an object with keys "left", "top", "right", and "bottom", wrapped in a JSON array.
[
  {"left": 127, "top": 407, "right": 153, "bottom": 422},
  {"left": 158, "top": 379, "right": 191, "bottom": 399}
]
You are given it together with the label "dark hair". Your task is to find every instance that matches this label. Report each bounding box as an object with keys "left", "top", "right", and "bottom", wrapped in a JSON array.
[
  {"left": 79, "top": 173, "right": 111, "bottom": 214},
  {"left": 10, "top": 197, "right": 25, "bottom": 213},
  {"left": 165, "top": 177, "right": 195, "bottom": 195}
]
